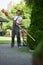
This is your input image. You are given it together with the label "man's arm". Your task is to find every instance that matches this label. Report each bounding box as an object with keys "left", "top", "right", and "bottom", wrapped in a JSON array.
[
  {"left": 5, "top": 12, "right": 14, "bottom": 20},
  {"left": 16, "top": 20, "right": 22, "bottom": 25},
  {"left": 1, "top": 9, "right": 14, "bottom": 20}
]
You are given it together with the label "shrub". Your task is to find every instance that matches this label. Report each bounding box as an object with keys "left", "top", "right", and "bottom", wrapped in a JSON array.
[
  {"left": 33, "top": 40, "right": 43, "bottom": 57},
  {"left": 33, "top": 40, "right": 43, "bottom": 65},
  {"left": 27, "top": 0, "right": 43, "bottom": 50},
  {"left": 27, "top": 26, "right": 43, "bottom": 50}
]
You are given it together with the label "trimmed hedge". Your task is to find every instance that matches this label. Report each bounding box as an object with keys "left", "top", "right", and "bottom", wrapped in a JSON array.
[
  {"left": 33, "top": 40, "right": 43, "bottom": 57},
  {"left": 27, "top": 26, "right": 43, "bottom": 50},
  {"left": 27, "top": 0, "right": 43, "bottom": 50},
  {"left": 33, "top": 40, "right": 43, "bottom": 65}
]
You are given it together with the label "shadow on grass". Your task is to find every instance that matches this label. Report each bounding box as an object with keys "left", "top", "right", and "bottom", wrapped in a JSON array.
[{"left": 17, "top": 46, "right": 33, "bottom": 54}]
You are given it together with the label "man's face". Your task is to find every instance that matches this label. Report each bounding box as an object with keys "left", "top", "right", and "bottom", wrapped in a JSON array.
[{"left": 16, "top": 11, "right": 21, "bottom": 16}]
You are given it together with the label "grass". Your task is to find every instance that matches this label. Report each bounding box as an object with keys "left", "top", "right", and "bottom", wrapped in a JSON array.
[
  {"left": 0, "top": 36, "right": 11, "bottom": 44},
  {"left": 0, "top": 40, "right": 11, "bottom": 44},
  {"left": 0, "top": 36, "right": 27, "bottom": 44},
  {"left": 0, "top": 36, "right": 23, "bottom": 44}
]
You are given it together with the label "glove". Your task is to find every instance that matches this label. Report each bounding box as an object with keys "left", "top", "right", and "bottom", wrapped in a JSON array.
[
  {"left": 1, "top": 9, "right": 6, "bottom": 13},
  {"left": 1, "top": 9, "right": 8, "bottom": 16}
]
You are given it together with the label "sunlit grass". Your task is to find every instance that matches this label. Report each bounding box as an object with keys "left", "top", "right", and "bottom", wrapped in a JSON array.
[
  {"left": 0, "top": 36, "right": 24, "bottom": 44},
  {"left": 0, "top": 40, "right": 11, "bottom": 44}
]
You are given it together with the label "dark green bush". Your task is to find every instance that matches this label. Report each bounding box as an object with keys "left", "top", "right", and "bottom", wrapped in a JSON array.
[
  {"left": 27, "top": 0, "right": 43, "bottom": 50},
  {"left": 33, "top": 40, "right": 43, "bottom": 57},
  {"left": 27, "top": 27, "right": 43, "bottom": 50},
  {"left": 33, "top": 40, "right": 43, "bottom": 65}
]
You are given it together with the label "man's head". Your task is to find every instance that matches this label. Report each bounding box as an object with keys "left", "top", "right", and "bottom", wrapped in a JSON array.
[{"left": 16, "top": 10, "right": 21, "bottom": 16}]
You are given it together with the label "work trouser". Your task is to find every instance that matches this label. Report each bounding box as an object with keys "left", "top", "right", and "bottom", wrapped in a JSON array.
[{"left": 11, "top": 24, "right": 21, "bottom": 47}]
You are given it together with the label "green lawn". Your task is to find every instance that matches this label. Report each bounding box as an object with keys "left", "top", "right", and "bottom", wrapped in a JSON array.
[
  {"left": 0, "top": 36, "right": 27, "bottom": 44},
  {"left": 0, "top": 40, "right": 11, "bottom": 44},
  {"left": 0, "top": 36, "right": 23, "bottom": 44},
  {"left": 0, "top": 36, "right": 13, "bottom": 44}
]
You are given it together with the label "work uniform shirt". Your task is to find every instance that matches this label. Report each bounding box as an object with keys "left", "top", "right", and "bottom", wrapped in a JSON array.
[{"left": 14, "top": 16, "right": 22, "bottom": 26}]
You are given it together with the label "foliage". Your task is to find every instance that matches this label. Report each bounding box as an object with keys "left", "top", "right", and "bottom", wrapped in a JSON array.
[
  {"left": 27, "top": 0, "right": 43, "bottom": 49},
  {"left": 3, "top": 21, "right": 12, "bottom": 30},
  {"left": 25, "top": 0, "right": 33, "bottom": 6},
  {"left": 27, "top": 27, "right": 43, "bottom": 49},
  {"left": 33, "top": 40, "right": 43, "bottom": 57},
  {"left": 22, "top": 19, "right": 31, "bottom": 28}
]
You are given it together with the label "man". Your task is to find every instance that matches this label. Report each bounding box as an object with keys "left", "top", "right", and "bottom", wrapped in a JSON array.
[{"left": 1, "top": 9, "right": 22, "bottom": 48}]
